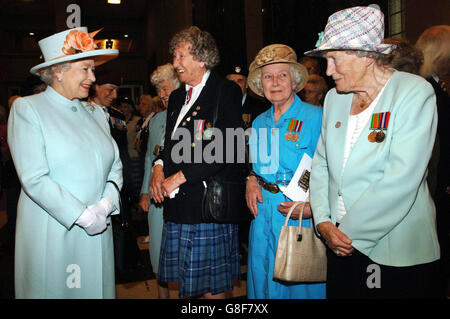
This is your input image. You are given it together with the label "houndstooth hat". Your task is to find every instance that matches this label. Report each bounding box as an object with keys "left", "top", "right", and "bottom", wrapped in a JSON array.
[{"left": 305, "top": 5, "right": 395, "bottom": 56}]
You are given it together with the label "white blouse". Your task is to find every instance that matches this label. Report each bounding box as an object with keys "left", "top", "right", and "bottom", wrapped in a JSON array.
[{"left": 336, "top": 81, "right": 389, "bottom": 223}]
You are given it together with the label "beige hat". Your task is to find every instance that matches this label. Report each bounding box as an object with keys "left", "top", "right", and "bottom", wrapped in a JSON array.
[{"left": 248, "top": 44, "right": 308, "bottom": 97}]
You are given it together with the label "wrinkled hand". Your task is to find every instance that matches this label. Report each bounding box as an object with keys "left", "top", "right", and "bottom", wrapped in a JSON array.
[
  {"left": 139, "top": 193, "right": 149, "bottom": 212},
  {"left": 317, "top": 221, "right": 354, "bottom": 257},
  {"left": 161, "top": 170, "right": 186, "bottom": 197},
  {"left": 277, "top": 201, "right": 312, "bottom": 220},
  {"left": 150, "top": 165, "right": 165, "bottom": 204},
  {"left": 245, "top": 176, "right": 262, "bottom": 218}
]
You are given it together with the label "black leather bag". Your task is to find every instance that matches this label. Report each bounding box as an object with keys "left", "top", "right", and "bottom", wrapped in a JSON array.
[
  {"left": 201, "top": 173, "right": 249, "bottom": 223},
  {"left": 201, "top": 82, "right": 251, "bottom": 223}
]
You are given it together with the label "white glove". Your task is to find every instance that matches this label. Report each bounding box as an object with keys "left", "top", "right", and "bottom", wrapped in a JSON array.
[
  {"left": 88, "top": 198, "right": 115, "bottom": 217},
  {"left": 76, "top": 207, "right": 107, "bottom": 236}
]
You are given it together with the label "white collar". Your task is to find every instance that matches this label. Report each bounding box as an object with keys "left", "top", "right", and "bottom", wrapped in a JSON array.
[
  {"left": 242, "top": 93, "right": 247, "bottom": 106},
  {"left": 185, "top": 70, "right": 211, "bottom": 92},
  {"left": 432, "top": 74, "right": 439, "bottom": 83}
]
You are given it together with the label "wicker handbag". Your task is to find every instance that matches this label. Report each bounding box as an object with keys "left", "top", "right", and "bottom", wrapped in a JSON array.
[{"left": 273, "top": 198, "right": 327, "bottom": 282}]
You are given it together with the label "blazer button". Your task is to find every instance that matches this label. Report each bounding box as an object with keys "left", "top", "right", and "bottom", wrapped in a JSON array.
[{"left": 338, "top": 189, "right": 342, "bottom": 196}]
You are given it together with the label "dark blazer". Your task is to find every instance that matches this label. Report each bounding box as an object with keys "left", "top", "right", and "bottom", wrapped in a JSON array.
[
  {"left": 161, "top": 71, "right": 243, "bottom": 224},
  {"left": 241, "top": 94, "right": 270, "bottom": 129}
]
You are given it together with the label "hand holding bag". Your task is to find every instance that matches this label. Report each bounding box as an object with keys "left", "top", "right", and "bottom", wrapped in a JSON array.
[{"left": 273, "top": 196, "right": 327, "bottom": 282}]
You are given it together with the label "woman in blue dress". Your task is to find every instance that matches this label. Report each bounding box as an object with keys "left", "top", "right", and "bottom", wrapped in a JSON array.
[{"left": 245, "top": 44, "right": 326, "bottom": 299}]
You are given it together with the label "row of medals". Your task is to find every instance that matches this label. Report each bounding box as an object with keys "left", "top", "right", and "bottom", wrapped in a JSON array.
[{"left": 368, "top": 130, "right": 385, "bottom": 143}]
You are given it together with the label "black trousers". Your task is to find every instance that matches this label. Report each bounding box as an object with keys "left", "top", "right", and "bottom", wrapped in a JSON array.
[{"left": 326, "top": 248, "right": 442, "bottom": 299}]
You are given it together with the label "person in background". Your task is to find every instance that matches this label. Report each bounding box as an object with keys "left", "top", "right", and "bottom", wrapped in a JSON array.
[
  {"left": 225, "top": 64, "right": 269, "bottom": 261},
  {"left": 135, "top": 94, "right": 155, "bottom": 157},
  {"left": 226, "top": 64, "right": 269, "bottom": 129},
  {"left": 119, "top": 96, "right": 142, "bottom": 200},
  {"left": 139, "top": 63, "right": 180, "bottom": 298},
  {"left": 153, "top": 96, "right": 165, "bottom": 113},
  {"left": 306, "top": 5, "right": 441, "bottom": 298},
  {"left": 8, "top": 27, "right": 122, "bottom": 298},
  {"left": 384, "top": 38, "right": 423, "bottom": 75},
  {"left": 245, "top": 44, "right": 325, "bottom": 299},
  {"left": 299, "top": 74, "right": 328, "bottom": 107},
  {"left": 299, "top": 56, "right": 321, "bottom": 75},
  {"left": 150, "top": 26, "right": 242, "bottom": 299},
  {"left": 416, "top": 25, "right": 450, "bottom": 298}
]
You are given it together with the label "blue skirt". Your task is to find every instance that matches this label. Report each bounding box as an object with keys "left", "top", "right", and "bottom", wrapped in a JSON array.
[{"left": 158, "top": 222, "right": 241, "bottom": 297}]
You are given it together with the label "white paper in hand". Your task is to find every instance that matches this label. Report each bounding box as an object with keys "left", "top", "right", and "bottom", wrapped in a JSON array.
[
  {"left": 283, "top": 153, "right": 312, "bottom": 202},
  {"left": 169, "top": 187, "right": 179, "bottom": 198}
]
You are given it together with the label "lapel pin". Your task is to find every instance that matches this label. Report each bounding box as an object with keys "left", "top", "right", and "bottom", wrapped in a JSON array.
[{"left": 335, "top": 121, "right": 341, "bottom": 128}]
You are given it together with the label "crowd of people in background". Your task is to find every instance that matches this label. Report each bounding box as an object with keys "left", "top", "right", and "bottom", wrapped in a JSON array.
[{"left": 0, "top": 5, "right": 449, "bottom": 300}]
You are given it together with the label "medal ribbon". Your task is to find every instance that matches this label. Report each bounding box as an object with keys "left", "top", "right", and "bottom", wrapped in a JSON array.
[
  {"left": 243, "top": 114, "right": 251, "bottom": 123},
  {"left": 196, "top": 119, "right": 205, "bottom": 133},
  {"left": 287, "top": 119, "right": 303, "bottom": 132},
  {"left": 370, "top": 112, "right": 390, "bottom": 130}
]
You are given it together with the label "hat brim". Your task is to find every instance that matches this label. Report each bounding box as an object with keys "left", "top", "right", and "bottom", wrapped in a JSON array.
[
  {"left": 305, "top": 43, "right": 395, "bottom": 57},
  {"left": 248, "top": 61, "right": 309, "bottom": 97},
  {"left": 30, "top": 49, "right": 119, "bottom": 75}
]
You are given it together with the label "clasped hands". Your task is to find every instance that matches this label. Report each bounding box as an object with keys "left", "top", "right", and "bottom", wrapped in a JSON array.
[
  {"left": 246, "top": 176, "right": 354, "bottom": 257},
  {"left": 149, "top": 165, "right": 186, "bottom": 204},
  {"left": 76, "top": 198, "right": 114, "bottom": 236}
]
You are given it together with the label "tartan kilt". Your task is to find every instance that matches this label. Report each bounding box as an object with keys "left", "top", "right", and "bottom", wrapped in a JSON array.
[{"left": 158, "top": 221, "right": 241, "bottom": 297}]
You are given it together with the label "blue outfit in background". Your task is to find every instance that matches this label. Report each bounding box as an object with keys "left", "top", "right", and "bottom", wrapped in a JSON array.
[
  {"left": 247, "top": 95, "right": 325, "bottom": 299},
  {"left": 140, "top": 110, "right": 167, "bottom": 273}
]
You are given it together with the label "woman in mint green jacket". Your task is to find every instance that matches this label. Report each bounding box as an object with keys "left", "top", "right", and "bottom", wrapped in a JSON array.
[
  {"left": 8, "top": 27, "right": 121, "bottom": 298},
  {"left": 306, "top": 6, "right": 440, "bottom": 298}
]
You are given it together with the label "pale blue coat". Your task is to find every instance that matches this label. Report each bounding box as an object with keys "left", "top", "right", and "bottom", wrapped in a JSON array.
[
  {"left": 8, "top": 86, "right": 122, "bottom": 298},
  {"left": 140, "top": 110, "right": 166, "bottom": 273},
  {"left": 247, "top": 95, "right": 326, "bottom": 299},
  {"left": 310, "top": 71, "right": 440, "bottom": 267}
]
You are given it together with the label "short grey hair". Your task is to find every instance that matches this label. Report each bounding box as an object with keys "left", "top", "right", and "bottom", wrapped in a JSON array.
[
  {"left": 169, "top": 26, "right": 220, "bottom": 70},
  {"left": 38, "top": 62, "right": 72, "bottom": 85},
  {"left": 251, "top": 64, "right": 304, "bottom": 97},
  {"left": 150, "top": 63, "right": 180, "bottom": 90}
]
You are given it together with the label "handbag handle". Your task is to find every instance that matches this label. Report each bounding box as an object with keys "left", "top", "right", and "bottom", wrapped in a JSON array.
[{"left": 282, "top": 192, "right": 310, "bottom": 241}]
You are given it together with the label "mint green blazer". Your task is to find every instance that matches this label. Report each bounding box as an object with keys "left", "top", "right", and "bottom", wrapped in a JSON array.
[{"left": 310, "top": 71, "right": 440, "bottom": 267}]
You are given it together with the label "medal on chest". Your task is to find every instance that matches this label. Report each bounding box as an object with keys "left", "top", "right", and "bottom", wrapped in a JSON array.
[
  {"left": 368, "top": 112, "right": 390, "bottom": 143},
  {"left": 285, "top": 119, "right": 303, "bottom": 142}
]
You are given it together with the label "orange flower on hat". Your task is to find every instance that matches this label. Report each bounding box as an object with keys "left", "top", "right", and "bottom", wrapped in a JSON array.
[{"left": 62, "top": 29, "right": 101, "bottom": 55}]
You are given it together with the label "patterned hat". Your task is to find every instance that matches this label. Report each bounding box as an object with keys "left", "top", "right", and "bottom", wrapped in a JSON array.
[
  {"left": 248, "top": 44, "right": 308, "bottom": 97},
  {"left": 304, "top": 5, "right": 395, "bottom": 56}
]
